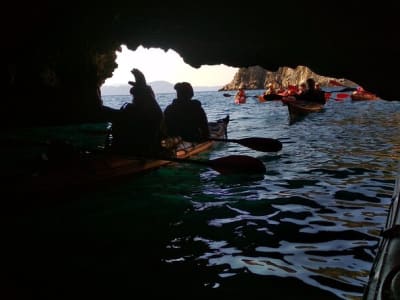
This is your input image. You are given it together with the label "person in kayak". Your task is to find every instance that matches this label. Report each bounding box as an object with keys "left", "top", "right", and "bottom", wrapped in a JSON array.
[
  {"left": 234, "top": 87, "right": 246, "bottom": 104},
  {"left": 297, "top": 82, "right": 308, "bottom": 95},
  {"left": 264, "top": 83, "right": 276, "bottom": 95},
  {"left": 283, "top": 78, "right": 326, "bottom": 104},
  {"left": 107, "top": 68, "right": 164, "bottom": 156},
  {"left": 297, "top": 78, "right": 325, "bottom": 103},
  {"left": 163, "top": 82, "right": 210, "bottom": 143}
]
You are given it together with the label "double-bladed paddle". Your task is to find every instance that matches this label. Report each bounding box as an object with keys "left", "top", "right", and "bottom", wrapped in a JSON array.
[
  {"left": 209, "top": 137, "right": 282, "bottom": 152},
  {"left": 325, "top": 92, "right": 350, "bottom": 101},
  {"left": 158, "top": 154, "right": 266, "bottom": 174},
  {"left": 222, "top": 93, "right": 258, "bottom": 98},
  {"left": 79, "top": 129, "right": 283, "bottom": 153},
  {"left": 3, "top": 137, "right": 267, "bottom": 175}
]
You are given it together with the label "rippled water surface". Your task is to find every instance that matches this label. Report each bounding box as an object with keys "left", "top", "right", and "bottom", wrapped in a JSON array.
[{"left": 4, "top": 91, "right": 400, "bottom": 299}]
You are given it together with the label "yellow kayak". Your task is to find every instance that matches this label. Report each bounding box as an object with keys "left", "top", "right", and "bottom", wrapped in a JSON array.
[{"left": 282, "top": 98, "right": 324, "bottom": 124}]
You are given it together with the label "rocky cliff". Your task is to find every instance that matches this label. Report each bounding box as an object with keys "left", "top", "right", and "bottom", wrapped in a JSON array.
[{"left": 220, "top": 65, "right": 357, "bottom": 91}]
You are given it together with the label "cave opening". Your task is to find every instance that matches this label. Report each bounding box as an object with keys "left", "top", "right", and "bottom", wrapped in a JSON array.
[{"left": 100, "top": 44, "right": 238, "bottom": 96}]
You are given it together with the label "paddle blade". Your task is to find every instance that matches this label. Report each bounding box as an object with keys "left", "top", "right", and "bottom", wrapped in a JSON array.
[
  {"left": 238, "top": 138, "right": 282, "bottom": 152},
  {"left": 324, "top": 92, "right": 332, "bottom": 100},
  {"left": 209, "top": 155, "right": 266, "bottom": 174},
  {"left": 336, "top": 93, "right": 349, "bottom": 99}
]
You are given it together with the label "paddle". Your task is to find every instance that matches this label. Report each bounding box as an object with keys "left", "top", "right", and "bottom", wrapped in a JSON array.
[
  {"left": 222, "top": 93, "right": 258, "bottom": 98},
  {"left": 3, "top": 137, "right": 266, "bottom": 175},
  {"left": 78, "top": 129, "right": 282, "bottom": 153},
  {"left": 161, "top": 154, "right": 266, "bottom": 174},
  {"left": 210, "top": 137, "right": 282, "bottom": 152},
  {"left": 325, "top": 92, "right": 349, "bottom": 101},
  {"left": 328, "top": 92, "right": 349, "bottom": 101},
  {"left": 335, "top": 87, "right": 357, "bottom": 93},
  {"left": 336, "top": 93, "right": 350, "bottom": 99}
]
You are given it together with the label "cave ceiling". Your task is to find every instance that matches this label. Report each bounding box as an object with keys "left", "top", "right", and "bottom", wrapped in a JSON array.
[{"left": 2, "top": 1, "right": 399, "bottom": 125}]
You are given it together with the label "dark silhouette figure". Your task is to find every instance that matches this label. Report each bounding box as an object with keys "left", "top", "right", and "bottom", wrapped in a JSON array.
[
  {"left": 163, "top": 82, "right": 209, "bottom": 142},
  {"left": 108, "top": 68, "right": 163, "bottom": 156},
  {"left": 295, "top": 78, "right": 326, "bottom": 104}
]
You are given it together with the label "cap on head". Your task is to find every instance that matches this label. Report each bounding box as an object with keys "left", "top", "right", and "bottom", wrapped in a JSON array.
[{"left": 174, "top": 82, "right": 194, "bottom": 99}]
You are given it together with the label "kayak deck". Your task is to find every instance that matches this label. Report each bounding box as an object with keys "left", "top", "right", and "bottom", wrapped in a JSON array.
[{"left": 25, "top": 116, "right": 230, "bottom": 193}]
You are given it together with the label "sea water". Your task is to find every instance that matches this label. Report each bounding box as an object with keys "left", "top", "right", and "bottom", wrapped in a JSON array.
[{"left": 3, "top": 90, "right": 400, "bottom": 299}]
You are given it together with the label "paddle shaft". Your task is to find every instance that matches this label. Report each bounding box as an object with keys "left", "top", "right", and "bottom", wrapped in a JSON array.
[
  {"left": 223, "top": 93, "right": 258, "bottom": 98},
  {"left": 209, "top": 137, "right": 282, "bottom": 152},
  {"left": 77, "top": 129, "right": 282, "bottom": 153},
  {"left": 127, "top": 154, "right": 266, "bottom": 174}
]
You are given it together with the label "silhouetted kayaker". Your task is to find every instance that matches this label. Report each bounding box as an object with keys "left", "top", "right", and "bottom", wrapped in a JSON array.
[{"left": 163, "top": 82, "right": 210, "bottom": 142}]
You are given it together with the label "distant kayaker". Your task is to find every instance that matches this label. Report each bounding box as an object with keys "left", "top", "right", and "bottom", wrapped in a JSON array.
[
  {"left": 264, "top": 83, "right": 276, "bottom": 95},
  {"left": 234, "top": 87, "right": 246, "bottom": 104},
  {"left": 298, "top": 82, "right": 308, "bottom": 95},
  {"left": 262, "top": 83, "right": 284, "bottom": 101},
  {"left": 163, "top": 82, "right": 210, "bottom": 143},
  {"left": 287, "top": 78, "right": 326, "bottom": 104},
  {"left": 107, "top": 68, "right": 164, "bottom": 156}
]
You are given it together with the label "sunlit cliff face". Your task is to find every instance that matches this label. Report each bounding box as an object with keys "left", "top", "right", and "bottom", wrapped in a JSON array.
[{"left": 2, "top": 2, "right": 399, "bottom": 126}]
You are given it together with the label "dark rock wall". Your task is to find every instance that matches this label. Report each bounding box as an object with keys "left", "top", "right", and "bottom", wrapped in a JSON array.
[{"left": 2, "top": 2, "right": 399, "bottom": 126}]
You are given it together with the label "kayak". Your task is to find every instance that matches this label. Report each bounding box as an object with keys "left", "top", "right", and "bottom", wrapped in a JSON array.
[
  {"left": 351, "top": 92, "right": 379, "bottom": 101},
  {"left": 363, "top": 167, "right": 400, "bottom": 300},
  {"left": 259, "top": 94, "right": 284, "bottom": 102},
  {"left": 282, "top": 98, "right": 324, "bottom": 124},
  {"left": 24, "top": 115, "right": 230, "bottom": 193},
  {"left": 234, "top": 96, "right": 246, "bottom": 104}
]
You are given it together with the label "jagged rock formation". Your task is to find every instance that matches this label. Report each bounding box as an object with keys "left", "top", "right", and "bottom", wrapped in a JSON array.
[
  {"left": 221, "top": 66, "right": 267, "bottom": 90},
  {"left": 220, "top": 66, "right": 357, "bottom": 91},
  {"left": 1, "top": 2, "right": 399, "bottom": 126}
]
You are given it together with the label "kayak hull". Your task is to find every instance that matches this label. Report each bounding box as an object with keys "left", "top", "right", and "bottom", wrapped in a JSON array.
[
  {"left": 363, "top": 170, "right": 400, "bottom": 300},
  {"left": 284, "top": 100, "right": 324, "bottom": 124},
  {"left": 351, "top": 92, "right": 379, "bottom": 101}
]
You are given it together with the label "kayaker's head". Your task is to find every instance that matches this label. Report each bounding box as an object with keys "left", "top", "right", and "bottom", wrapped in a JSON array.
[
  {"left": 306, "top": 78, "right": 316, "bottom": 90},
  {"left": 175, "top": 82, "right": 194, "bottom": 100}
]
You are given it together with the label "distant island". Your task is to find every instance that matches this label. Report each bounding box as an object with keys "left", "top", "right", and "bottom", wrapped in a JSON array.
[{"left": 101, "top": 80, "right": 222, "bottom": 95}]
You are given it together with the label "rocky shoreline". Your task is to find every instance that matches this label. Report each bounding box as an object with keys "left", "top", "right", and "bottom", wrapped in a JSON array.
[{"left": 219, "top": 65, "right": 357, "bottom": 91}]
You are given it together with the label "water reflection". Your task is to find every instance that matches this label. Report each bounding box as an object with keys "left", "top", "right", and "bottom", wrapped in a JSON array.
[{"left": 3, "top": 92, "right": 399, "bottom": 299}]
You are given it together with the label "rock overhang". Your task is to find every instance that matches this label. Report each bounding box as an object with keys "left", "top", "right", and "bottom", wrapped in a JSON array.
[{"left": 2, "top": 2, "right": 399, "bottom": 125}]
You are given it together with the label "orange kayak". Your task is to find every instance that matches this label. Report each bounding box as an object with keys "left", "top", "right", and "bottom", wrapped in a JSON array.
[
  {"left": 234, "top": 96, "right": 246, "bottom": 104},
  {"left": 351, "top": 92, "right": 379, "bottom": 101}
]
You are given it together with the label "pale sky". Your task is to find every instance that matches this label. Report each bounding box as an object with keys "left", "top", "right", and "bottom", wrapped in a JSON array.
[{"left": 103, "top": 45, "right": 238, "bottom": 87}]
